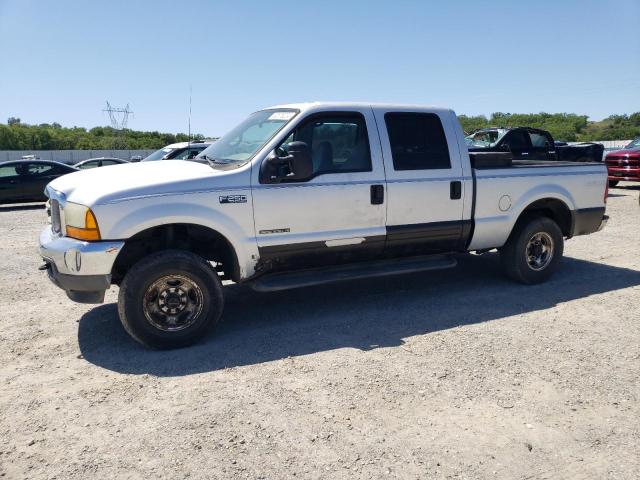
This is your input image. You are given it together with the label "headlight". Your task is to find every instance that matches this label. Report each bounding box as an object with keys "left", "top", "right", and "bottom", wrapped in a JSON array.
[{"left": 64, "top": 202, "right": 101, "bottom": 241}]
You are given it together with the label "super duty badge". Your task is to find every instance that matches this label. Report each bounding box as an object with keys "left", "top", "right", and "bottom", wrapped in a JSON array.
[{"left": 219, "top": 195, "right": 247, "bottom": 204}]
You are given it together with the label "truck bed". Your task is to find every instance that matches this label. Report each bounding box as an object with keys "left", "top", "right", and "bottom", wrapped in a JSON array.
[
  {"left": 511, "top": 159, "right": 601, "bottom": 168},
  {"left": 468, "top": 157, "right": 607, "bottom": 251},
  {"left": 469, "top": 151, "right": 600, "bottom": 169}
]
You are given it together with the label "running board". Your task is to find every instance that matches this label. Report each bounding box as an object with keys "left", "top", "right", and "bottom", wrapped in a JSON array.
[{"left": 249, "top": 254, "right": 457, "bottom": 292}]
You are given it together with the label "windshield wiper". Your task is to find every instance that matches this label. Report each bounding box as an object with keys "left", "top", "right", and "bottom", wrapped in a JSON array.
[{"left": 200, "top": 154, "right": 219, "bottom": 168}]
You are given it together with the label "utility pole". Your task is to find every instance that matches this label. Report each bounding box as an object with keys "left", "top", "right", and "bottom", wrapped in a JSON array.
[
  {"left": 103, "top": 101, "right": 133, "bottom": 130},
  {"left": 103, "top": 101, "right": 133, "bottom": 150}
]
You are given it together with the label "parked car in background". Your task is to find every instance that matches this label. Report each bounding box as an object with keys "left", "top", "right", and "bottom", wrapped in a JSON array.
[
  {"left": 466, "top": 127, "right": 555, "bottom": 159},
  {"left": 141, "top": 140, "right": 214, "bottom": 162},
  {"left": 74, "top": 157, "right": 129, "bottom": 169},
  {"left": 129, "top": 155, "right": 144, "bottom": 162},
  {"left": 605, "top": 137, "right": 640, "bottom": 187},
  {"left": 466, "top": 127, "right": 603, "bottom": 163},
  {"left": 0, "top": 160, "right": 77, "bottom": 204}
]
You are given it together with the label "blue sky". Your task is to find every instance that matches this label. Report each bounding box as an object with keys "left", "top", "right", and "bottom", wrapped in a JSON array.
[{"left": 1, "top": 0, "right": 638, "bottom": 136}]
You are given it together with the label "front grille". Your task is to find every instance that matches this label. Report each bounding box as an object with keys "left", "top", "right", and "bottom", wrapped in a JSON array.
[
  {"left": 51, "top": 199, "right": 61, "bottom": 234},
  {"left": 606, "top": 156, "right": 640, "bottom": 166}
]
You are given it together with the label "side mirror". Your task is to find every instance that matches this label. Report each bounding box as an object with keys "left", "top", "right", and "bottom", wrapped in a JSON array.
[
  {"left": 286, "top": 141, "right": 313, "bottom": 179},
  {"left": 260, "top": 141, "right": 313, "bottom": 183}
]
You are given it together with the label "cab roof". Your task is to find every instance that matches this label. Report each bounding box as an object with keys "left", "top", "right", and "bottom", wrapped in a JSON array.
[{"left": 264, "top": 101, "right": 454, "bottom": 115}]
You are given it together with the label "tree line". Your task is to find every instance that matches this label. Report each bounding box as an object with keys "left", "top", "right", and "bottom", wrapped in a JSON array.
[
  {"left": 0, "top": 118, "right": 206, "bottom": 150},
  {"left": 1, "top": 112, "right": 639, "bottom": 150}
]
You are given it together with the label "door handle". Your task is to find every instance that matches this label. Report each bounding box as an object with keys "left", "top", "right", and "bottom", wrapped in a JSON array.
[
  {"left": 370, "top": 184, "right": 384, "bottom": 205},
  {"left": 450, "top": 181, "right": 462, "bottom": 200}
]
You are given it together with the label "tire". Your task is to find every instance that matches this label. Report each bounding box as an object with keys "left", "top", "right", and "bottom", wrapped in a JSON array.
[
  {"left": 608, "top": 180, "right": 619, "bottom": 187},
  {"left": 117, "top": 250, "right": 224, "bottom": 349},
  {"left": 500, "top": 215, "right": 564, "bottom": 284}
]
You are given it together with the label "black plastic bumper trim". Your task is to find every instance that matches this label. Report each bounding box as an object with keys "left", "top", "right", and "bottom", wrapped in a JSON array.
[
  {"left": 570, "top": 207, "right": 606, "bottom": 236},
  {"left": 44, "top": 261, "right": 109, "bottom": 304}
]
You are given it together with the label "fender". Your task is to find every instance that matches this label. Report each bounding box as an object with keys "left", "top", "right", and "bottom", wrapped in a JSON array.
[
  {"left": 506, "top": 183, "right": 576, "bottom": 233},
  {"left": 94, "top": 191, "right": 259, "bottom": 279},
  {"left": 469, "top": 180, "right": 576, "bottom": 251}
]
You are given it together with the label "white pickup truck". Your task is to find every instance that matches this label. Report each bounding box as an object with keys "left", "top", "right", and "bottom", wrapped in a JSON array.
[{"left": 39, "top": 102, "right": 608, "bottom": 348}]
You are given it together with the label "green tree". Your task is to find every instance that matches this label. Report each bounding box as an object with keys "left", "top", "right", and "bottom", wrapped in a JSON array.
[{"left": 0, "top": 121, "right": 209, "bottom": 150}]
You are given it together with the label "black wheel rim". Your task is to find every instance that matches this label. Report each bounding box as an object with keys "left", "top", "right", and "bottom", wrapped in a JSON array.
[{"left": 142, "top": 275, "right": 204, "bottom": 332}]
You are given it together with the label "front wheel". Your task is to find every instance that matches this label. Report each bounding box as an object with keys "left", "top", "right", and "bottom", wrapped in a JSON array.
[
  {"left": 500, "top": 216, "right": 564, "bottom": 284},
  {"left": 117, "top": 250, "right": 224, "bottom": 349},
  {"left": 608, "top": 180, "right": 619, "bottom": 187}
]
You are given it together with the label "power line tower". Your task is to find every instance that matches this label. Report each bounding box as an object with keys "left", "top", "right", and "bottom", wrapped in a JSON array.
[{"left": 103, "top": 101, "right": 133, "bottom": 130}]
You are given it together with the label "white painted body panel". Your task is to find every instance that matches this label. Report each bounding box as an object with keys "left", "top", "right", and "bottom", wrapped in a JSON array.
[
  {"left": 469, "top": 164, "right": 607, "bottom": 250},
  {"left": 251, "top": 105, "right": 386, "bottom": 249}
]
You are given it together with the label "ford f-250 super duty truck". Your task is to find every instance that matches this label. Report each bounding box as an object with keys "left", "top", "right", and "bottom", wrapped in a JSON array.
[{"left": 39, "top": 102, "right": 608, "bottom": 348}]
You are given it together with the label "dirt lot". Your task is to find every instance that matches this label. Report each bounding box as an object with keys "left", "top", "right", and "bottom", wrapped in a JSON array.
[{"left": 0, "top": 185, "right": 638, "bottom": 480}]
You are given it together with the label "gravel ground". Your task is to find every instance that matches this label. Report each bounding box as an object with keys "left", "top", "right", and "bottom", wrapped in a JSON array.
[{"left": 0, "top": 185, "right": 639, "bottom": 480}]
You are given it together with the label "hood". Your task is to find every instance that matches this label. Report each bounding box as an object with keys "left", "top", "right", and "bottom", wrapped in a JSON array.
[
  {"left": 606, "top": 148, "right": 640, "bottom": 158},
  {"left": 48, "top": 160, "right": 234, "bottom": 205}
]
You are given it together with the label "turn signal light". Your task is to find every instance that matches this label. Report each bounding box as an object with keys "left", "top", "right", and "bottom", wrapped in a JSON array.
[{"left": 65, "top": 208, "right": 101, "bottom": 241}]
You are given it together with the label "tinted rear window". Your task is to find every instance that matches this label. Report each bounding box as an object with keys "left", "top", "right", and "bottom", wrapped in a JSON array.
[{"left": 384, "top": 113, "right": 451, "bottom": 170}]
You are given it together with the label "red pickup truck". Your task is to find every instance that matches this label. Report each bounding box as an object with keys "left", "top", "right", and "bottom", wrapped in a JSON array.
[{"left": 605, "top": 137, "right": 640, "bottom": 187}]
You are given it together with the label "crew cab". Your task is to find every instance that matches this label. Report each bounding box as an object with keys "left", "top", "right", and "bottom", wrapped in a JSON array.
[
  {"left": 39, "top": 102, "right": 608, "bottom": 348},
  {"left": 604, "top": 137, "right": 640, "bottom": 187},
  {"left": 467, "top": 127, "right": 604, "bottom": 163}
]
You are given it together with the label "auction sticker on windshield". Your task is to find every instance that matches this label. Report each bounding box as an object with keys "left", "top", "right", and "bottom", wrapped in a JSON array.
[{"left": 268, "top": 111, "right": 296, "bottom": 121}]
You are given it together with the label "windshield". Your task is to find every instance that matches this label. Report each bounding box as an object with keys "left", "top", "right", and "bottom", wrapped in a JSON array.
[
  {"left": 142, "top": 147, "right": 175, "bottom": 161},
  {"left": 625, "top": 137, "right": 640, "bottom": 149},
  {"left": 465, "top": 129, "right": 508, "bottom": 147},
  {"left": 197, "top": 109, "right": 298, "bottom": 165}
]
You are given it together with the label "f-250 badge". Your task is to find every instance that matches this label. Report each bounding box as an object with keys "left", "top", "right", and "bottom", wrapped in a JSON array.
[{"left": 219, "top": 195, "right": 247, "bottom": 204}]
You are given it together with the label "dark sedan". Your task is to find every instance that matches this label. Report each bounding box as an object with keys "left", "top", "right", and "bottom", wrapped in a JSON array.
[
  {"left": 74, "top": 157, "right": 129, "bottom": 169},
  {"left": 0, "top": 160, "right": 77, "bottom": 204}
]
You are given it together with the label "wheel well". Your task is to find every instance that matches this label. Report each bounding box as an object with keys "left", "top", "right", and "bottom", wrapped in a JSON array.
[
  {"left": 517, "top": 198, "right": 572, "bottom": 237},
  {"left": 111, "top": 224, "right": 240, "bottom": 285}
]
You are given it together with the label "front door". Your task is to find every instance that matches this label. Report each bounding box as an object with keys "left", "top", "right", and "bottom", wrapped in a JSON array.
[
  {"left": 373, "top": 109, "right": 467, "bottom": 255},
  {"left": 528, "top": 130, "right": 556, "bottom": 160},
  {"left": 499, "top": 129, "right": 532, "bottom": 160},
  {"left": 252, "top": 109, "right": 386, "bottom": 272}
]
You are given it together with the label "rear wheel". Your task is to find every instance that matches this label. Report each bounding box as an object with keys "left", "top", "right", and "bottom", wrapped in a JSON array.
[
  {"left": 500, "top": 216, "right": 563, "bottom": 284},
  {"left": 608, "top": 180, "right": 619, "bottom": 187},
  {"left": 117, "top": 250, "right": 224, "bottom": 349}
]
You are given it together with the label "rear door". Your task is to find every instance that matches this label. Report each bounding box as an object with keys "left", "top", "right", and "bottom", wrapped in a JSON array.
[
  {"left": 23, "top": 163, "right": 71, "bottom": 200},
  {"left": 374, "top": 109, "right": 467, "bottom": 255},
  {"left": 528, "top": 130, "right": 556, "bottom": 160},
  {"left": 252, "top": 108, "right": 386, "bottom": 271},
  {"left": 0, "top": 164, "right": 23, "bottom": 203}
]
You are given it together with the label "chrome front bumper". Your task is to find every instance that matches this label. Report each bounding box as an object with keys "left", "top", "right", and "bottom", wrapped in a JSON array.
[{"left": 39, "top": 227, "right": 125, "bottom": 303}]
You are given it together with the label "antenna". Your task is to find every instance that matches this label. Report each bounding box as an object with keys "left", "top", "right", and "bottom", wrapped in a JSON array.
[
  {"left": 188, "top": 85, "right": 192, "bottom": 144},
  {"left": 103, "top": 101, "right": 133, "bottom": 129}
]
